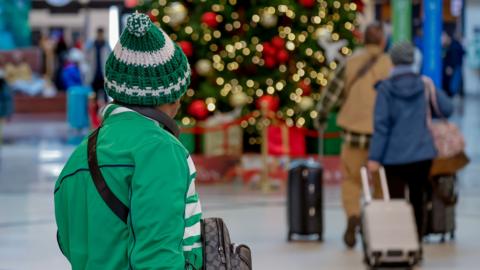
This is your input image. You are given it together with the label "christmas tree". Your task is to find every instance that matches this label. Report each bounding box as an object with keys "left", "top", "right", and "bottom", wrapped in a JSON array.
[{"left": 137, "top": 0, "right": 358, "bottom": 133}]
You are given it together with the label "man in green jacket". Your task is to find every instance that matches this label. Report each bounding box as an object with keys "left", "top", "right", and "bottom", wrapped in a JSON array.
[{"left": 54, "top": 13, "right": 202, "bottom": 270}]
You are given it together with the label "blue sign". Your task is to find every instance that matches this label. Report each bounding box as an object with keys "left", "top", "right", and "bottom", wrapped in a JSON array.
[{"left": 422, "top": 0, "right": 443, "bottom": 88}]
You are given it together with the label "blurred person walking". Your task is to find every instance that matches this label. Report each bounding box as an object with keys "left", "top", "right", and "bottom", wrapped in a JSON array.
[
  {"left": 54, "top": 34, "right": 69, "bottom": 91},
  {"left": 368, "top": 42, "right": 453, "bottom": 241},
  {"left": 39, "top": 33, "right": 55, "bottom": 80},
  {"left": 315, "top": 22, "right": 392, "bottom": 248},
  {"left": 442, "top": 33, "right": 465, "bottom": 97},
  {"left": 85, "top": 28, "right": 111, "bottom": 103},
  {"left": 54, "top": 13, "right": 202, "bottom": 269},
  {"left": 0, "top": 58, "right": 13, "bottom": 144},
  {"left": 61, "top": 48, "right": 85, "bottom": 89}
]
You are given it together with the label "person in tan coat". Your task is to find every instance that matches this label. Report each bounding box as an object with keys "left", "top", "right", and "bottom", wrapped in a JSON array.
[{"left": 315, "top": 22, "right": 393, "bottom": 248}]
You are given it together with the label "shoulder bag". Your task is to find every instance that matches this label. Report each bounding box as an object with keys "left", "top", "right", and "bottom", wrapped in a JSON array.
[
  {"left": 423, "top": 77, "right": 465, "bottom": 158},
  {"left": 422, "top": 77, "right": 469, "bottom": 176}
]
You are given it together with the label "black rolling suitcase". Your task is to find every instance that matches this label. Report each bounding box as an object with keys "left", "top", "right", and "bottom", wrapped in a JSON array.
[
  {"left": 424, "top": 174, "right": 457, "bottom": 242},
  {"left": 287, "top": 159, "right": 323, "bottom": 241}
]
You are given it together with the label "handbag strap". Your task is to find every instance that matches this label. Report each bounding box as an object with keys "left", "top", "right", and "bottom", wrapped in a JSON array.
[
  {"left": 349, "top": 53, "right": 382, "bottom": 90},
  {"left": 87, "top": 127, "right": 129, "bottom": 224},
  {"left": 422, "top": 76, "right": 445, "bottom": 121}
]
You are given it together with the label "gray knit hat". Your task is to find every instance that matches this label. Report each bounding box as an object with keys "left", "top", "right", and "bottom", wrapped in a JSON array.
[{"left": 389, "top": 42, "right": 415, "bottom": 66}]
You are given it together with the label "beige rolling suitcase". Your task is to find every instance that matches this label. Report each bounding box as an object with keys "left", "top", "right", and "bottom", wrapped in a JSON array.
[{"left": 360, "top": 167, "right": 421, "bottom": 269}]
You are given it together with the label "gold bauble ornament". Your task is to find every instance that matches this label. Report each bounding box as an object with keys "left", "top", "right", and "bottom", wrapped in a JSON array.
[
  {"left": 260, "top": 11, "right": 278, "bottom": 28},
  {"left": 299, "top": 96, "right": 314, "bottom": 111},
  {"left": 165, "top": 2, "right": 188, "bottom": 27},
  {"left": 195, "top": 59, "right": 213, "bottom": 76},
  {"left": 229, "top": 92, "right": 249, "bottom": 107},
  {"left": 314, "top": 27, "right": 331, "bottom": 41}
]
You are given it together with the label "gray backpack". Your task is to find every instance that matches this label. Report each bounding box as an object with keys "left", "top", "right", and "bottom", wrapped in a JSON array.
[{"left": 202, "top": 218, "right": 252, "bottom": 270}]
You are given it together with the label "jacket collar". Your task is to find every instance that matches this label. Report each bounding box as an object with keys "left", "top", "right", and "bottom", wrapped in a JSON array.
[
  {"left": 101, "top": 103, "right": 180, "bottom": 138},
  {"left": 390, "top": 65, "right": 417, "bottom": 78},
  {"left": 102, "top": 104, "right": 133, "bottom": 118}
]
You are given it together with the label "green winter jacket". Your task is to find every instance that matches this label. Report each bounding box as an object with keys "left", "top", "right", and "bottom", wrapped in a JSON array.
[{"left": 54, "top": 104, "right": 203, "bottom": 270}]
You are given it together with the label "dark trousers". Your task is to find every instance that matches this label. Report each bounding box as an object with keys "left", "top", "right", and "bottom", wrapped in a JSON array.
[
  {"left": 384, "top": 160, "right": 432, "bottom": 240},
  {"left": 91, "top": 76, "right": 108, "bottom": 103}
]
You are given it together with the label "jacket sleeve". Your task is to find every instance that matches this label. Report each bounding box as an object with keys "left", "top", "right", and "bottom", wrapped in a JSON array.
[
  {"left": 433, "top": 89, "right": 454, "bottom": 118},
  {"left": 129, "top": 141, "right": 189, "bottom": 270},
  {"left": 369, "top": 87, "right": 390, "bottom": 162}
]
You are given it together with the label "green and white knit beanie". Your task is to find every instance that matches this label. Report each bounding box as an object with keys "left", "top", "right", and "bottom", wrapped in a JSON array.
[{"left": 104, "top": 12, "right": 191, "bottom": 106}]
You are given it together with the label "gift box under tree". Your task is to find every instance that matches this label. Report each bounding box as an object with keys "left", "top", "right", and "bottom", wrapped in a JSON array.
[
  {"left": 323, "top": 112, "right": 342, "bottom": 155},
  {"left": 306, "top": 112, "right": 342, "bottom": 156},
  {"left": 202, "top": 112, "right": 243, "bottom": 157},
  {"left": 178, "top": 121, "right": 196, "bottom": 154}
]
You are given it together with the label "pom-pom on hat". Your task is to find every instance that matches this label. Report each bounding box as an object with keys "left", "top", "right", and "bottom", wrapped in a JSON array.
[{"left": 104, "top": 12, "right": 191, "bottom": 106}]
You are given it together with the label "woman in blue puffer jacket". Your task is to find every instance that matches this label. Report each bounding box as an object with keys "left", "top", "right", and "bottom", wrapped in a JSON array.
[{"left": 367, "top": 42, "right": 453, "bottom": 240}]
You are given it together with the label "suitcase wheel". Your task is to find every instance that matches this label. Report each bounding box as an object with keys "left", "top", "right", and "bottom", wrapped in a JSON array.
[
  {"left": 286, "top": 232, "right": 322, "bottom": 242},
  {"left": 367, "top": 265, "right": 412, "bottom": 270},
  {"left": 364, "top": 255, "right": 380, "bottom": 268}
]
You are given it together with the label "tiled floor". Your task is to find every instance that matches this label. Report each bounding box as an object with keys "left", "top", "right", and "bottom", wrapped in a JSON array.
[{"left": 1, "top": 96, "right": 479, "bottom": 270}]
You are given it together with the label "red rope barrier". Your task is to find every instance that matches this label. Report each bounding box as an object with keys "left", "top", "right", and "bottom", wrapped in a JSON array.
[
  {"left": 180, "top": 112, "right": 341, "bottom": 139},
  {"left": 181, "top": 112, "right": 255, "bottom": 134}
]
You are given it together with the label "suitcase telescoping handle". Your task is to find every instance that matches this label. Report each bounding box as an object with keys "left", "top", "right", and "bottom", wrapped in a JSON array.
[{"left": 360, "top": 166, "right": 390, "bottom": 203}]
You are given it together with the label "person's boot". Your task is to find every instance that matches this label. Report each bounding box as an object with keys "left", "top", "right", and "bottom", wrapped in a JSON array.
[{"left": 343, "top": 216, "right": 360, "bottom": 248}]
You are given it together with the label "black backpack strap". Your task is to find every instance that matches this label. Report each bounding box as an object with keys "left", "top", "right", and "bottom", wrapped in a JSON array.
[{"left": 87, "top": 127, "right": 129, "bottom": 224}]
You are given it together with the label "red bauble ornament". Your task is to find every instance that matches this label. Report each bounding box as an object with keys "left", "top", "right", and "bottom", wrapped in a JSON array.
[
  {"left": 148, "top": 11, "right": 157, "bottom": 22},
  {"left": 277, "top": 49, "right": 289, "bottom": 64},
  {"left": 353, "top": 0, "right": 365, "bottom": 13},
  {"left": 256, "top": 95, "right": 280, "bottom": 112},
  {"left": 188, "top": 100, "right": 209, "bottom": 120},
  {"left": 202, "top": 12, "right": 219, "bottom": 28},
  {"left": 264, "top": 57, "right": 277, "bottom": 69},
  {"left": 178, "top": 41, "right": 193, "bottom": 57},
  {"left": 271, "top": 36, "right": 285, "bottom": 49},
  {"left": 262, "top": 42, "right": 276, "bottom": 56},
  {"left": 298, "top": 0, "right": 316, "bottom": 8},
  {"left": 298, "top": 80, "right": 312, "bottom": 96}
]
